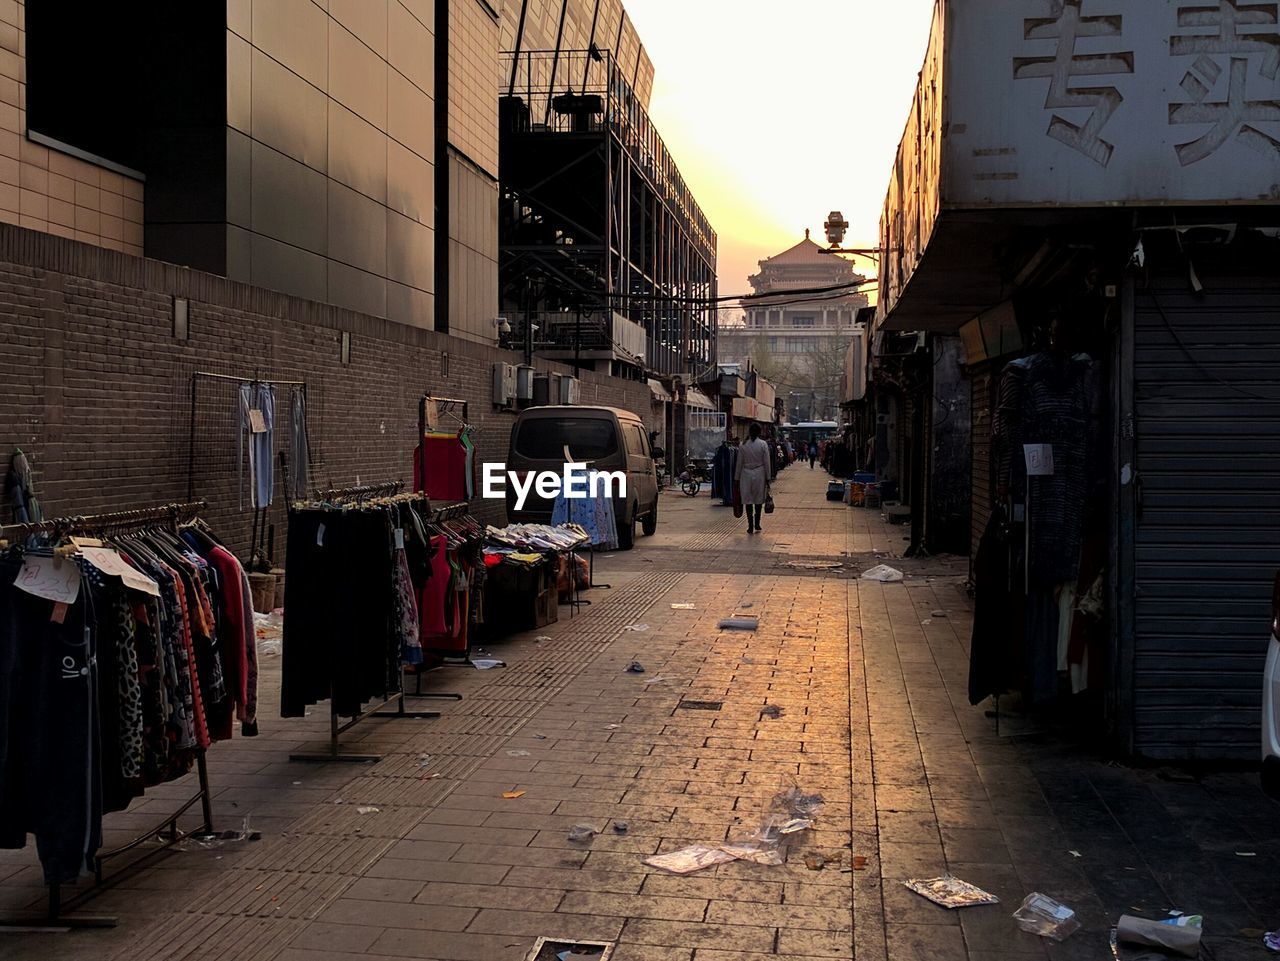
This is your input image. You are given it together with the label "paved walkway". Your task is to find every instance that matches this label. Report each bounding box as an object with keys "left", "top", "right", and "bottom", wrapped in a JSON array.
[{"left": 2, "top": 465, "right": 1279, "bottom": 960}]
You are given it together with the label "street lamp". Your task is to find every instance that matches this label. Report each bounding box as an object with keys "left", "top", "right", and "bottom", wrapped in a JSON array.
[{"left": 820, "top": 209, "right": 881, "bottom": 263}]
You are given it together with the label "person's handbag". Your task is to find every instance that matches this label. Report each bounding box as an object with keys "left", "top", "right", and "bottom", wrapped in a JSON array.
[
  {"left": 764, "top": 494, "right": 775, "bottom": 515},
  {"left": 732, "top": 481, "right": 744, "bottom": 518}
]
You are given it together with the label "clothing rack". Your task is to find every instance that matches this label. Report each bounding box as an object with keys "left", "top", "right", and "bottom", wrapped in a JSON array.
[
  {"left": 288, "top": 493, "right": 468, "bottom": 764},
  {"left": 414, "top": 397, "right": 499, "bottom": 668},
  {"left": 187, "top": 370, "right": 309, "bottom": 573},
  {"left": 312, "top": 481, "right": 405, "bottom": 503},
  {"left": 0, "top": 501, "right": 215, "bottom": 929},
  {"left": 561, "top": 460, "right": 611, "bottom": 600},
  {"left": 418, "top": 395, "right": 471, "bottom": 508}
]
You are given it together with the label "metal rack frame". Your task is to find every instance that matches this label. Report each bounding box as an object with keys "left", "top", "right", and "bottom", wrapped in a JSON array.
[
  {"left": 0, "top": 501, "right": 216, "bottom": 929},
  {"left": 415, "top": 397, "right": 502, "bottom": 669},
  {"left": 287, "top": 489, "right": 468, "bottom": 764}
]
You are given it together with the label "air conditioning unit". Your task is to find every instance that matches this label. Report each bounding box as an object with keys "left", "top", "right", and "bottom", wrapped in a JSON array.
[
  {"left": 492, "top": 362, "right": 516, "bottom": 405},
  {"left": 559, "top": 375, "right": 580, "bottom": 406},
  {"left": 532, "top": 373, "right": 551, "bottom": 407},
  {"left": 515, "top": 365, "right": 536, "bottom": 402}
]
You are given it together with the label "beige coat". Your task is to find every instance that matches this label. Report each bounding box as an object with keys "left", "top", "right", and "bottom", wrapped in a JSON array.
[{"left": 734, "top": 438, "right": 772, "bottom": 505}]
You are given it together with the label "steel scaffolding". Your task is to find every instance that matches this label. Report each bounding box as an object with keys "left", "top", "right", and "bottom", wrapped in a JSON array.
[{"left": 499, "top": 49, "right": 717, "bottom": 379}]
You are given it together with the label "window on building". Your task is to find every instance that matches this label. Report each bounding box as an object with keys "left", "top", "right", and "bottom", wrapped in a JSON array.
[
  {"left": 25, "top": 5, "right": 149, "bottom": 173},
  {"left": 791, "top": 316, "right": 815, "bottom": 328}
]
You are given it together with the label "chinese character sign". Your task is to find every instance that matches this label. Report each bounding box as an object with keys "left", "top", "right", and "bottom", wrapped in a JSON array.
[
  {"left": 1013, "top": 1, "right": 1135, "bottom": 167},
  {"left": 1169, "top": 1, "right": 1280, "bottom": 165},
  {"left": 1009, "top": 0, "right": 1279, "bottom": 172}
]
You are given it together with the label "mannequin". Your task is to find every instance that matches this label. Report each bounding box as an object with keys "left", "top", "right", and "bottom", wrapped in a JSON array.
[{"left": 975, "top": 307, "right": 1096, "bottom": 706}]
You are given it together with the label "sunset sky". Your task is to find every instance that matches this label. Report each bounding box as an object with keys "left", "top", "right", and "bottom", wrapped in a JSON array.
[{"left": 623, "top": 0, "right": 937, "bottom": 298}]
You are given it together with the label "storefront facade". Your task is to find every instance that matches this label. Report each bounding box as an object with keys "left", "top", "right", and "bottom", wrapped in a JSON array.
[{"left": 877, "top": 0, "right": 1280, "bottom": 759}]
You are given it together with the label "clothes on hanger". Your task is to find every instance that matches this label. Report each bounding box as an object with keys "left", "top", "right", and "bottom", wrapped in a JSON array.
[
  {"left": 0, "top": 517, "right": 254, "bottom": 885},
  {"left": 238, "top": 382, "right": 276, "bottom": 510},
  {"left": 977, "top": 349, "right": 1098, "bottom": 706},
  {"left": 282, "top": 496, "right": 485, "bottom": 714},
  {"left": 419, "top": 515, "right": 486, "bottom": 657},
  {"left": 551, "top": 469, "right": 619, "bottom": 550},
  {"left": 289, "top": 387, "right": 310, "bottom": 503},
  {"left": 413, "top": 429, "right": 474, "bottom": 503}
]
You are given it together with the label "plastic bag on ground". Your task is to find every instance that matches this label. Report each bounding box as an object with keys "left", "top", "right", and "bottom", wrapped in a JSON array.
[
  {"left": 1013, "top": 893, "right": 1081, "bottom": 941},
  {"left": 1115, "top": 914, "right": 1202, "bottom": 958},
  {"left": 904, "top": 875, "right": 1000, "bottom": 909},
  {"left": 644, "top": 845, "right": 738, "bottom": 874},
  {"left": 719, "top": 843, "right": 785, "bottom": 866},
  {"left": 568, "top": 824, "right": 599, "bottom": 842},
  {"left": 861, "top": 564, "right": 904, "bottom": 583}
]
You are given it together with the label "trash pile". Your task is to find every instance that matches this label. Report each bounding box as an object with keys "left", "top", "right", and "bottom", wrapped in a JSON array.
[
  {"left": 254, "top": 611, "right": 283, "bottom": 657},
  {"left": 644, "top": 780, "right": 825, "bottom": 874},
  {"left": 898, "top": 869, "right": 1217, "bottom": 953}
]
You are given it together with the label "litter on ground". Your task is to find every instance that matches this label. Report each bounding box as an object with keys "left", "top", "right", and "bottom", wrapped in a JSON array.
[
  {"left": 719, "top": 617, "right": 759, "bottom": 631},
  {"left": 904, "top": 875, "right": 1000, "bottom": 909},
  {"left": 861, "top": 565, "right": 904, "bottom": 582},
  {"left": 1013, "top": 893, "right": 1081, "bottom": 942}
]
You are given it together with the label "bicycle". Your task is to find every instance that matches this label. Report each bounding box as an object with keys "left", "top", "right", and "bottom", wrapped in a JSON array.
[{"left": 680, "top": 460, "right": 709, "bottom": 497}]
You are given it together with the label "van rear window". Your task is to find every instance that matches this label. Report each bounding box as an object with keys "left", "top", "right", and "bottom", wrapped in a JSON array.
[{"left": 515, "top": 418, "right": 619, "bottom": 461}]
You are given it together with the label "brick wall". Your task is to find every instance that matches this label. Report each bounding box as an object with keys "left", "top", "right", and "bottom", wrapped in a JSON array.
[{"left": 0, "top": 225, "right": 658, "bottom": 559}]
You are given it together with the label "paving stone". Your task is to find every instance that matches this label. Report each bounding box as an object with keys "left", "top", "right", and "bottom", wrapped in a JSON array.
[
  {"left": 557, "top": 890, "right": 708, "bottom": 922},
  {"left": 317, "top": 898, "right": 477, "bottom": 932},
  {"left": 621, "top": 918, "right": 776, "bottom": 953},
  {"left": 285, "top": 921, "right": 385, "bottom": 954}
]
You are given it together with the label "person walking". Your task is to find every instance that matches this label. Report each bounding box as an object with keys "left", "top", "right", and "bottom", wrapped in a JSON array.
[
  {"left": 735, "top": 422, "right": 773, "bottom": 534},
  {"left": 808, "top": 440, "right": 818, "bottom": 469}
]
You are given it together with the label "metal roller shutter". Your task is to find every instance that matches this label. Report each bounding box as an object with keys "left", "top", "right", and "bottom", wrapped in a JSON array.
[
  {"left": 1131, "top": 274, "right": 1280, "bottom": 759},
  {"left": 970, "top": 367, "right": 993, "bottom": 571}
]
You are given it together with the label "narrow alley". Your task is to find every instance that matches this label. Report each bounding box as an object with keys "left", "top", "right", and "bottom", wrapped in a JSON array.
[{"left": 2, "top": 468, "right": 1278, "bottom": 961}]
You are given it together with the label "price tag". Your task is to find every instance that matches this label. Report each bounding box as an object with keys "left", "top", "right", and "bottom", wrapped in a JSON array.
[
  {"left": 50, "top": 602, "right": 69, "bottom": 624},
  {"left": 79, "top": 546, "right": 161, "bottom": 597},
  {"left": 1023, "top": 443, "right": 1055, "bottom": 477},
  {"left": 248, "top": 408, "right": 267, "bottom": 434},
  {"left": 15, "top": 554, "right": 81, "bottom": 604},
  {"left": 316, "top": 523, "right": 326, "bottom": 547},
  {"left": 394, "top": 528, "right": 405, "bottom": 550}
]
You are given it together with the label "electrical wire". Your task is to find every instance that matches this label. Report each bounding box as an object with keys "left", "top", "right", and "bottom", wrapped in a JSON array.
[
  {"left": 605, "top": 278, "right": 875, "bottom": 306},
  {"left": 1146, "top": 288, "right": 1280, "bottom": 402}
]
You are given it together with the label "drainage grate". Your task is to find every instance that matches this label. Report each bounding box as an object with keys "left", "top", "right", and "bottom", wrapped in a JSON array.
[
  {"left": 526, "top": 937, "right": 615, "bottom": 961},
  {"left": 677, "top": 700, "right": 723, "bottom": 711}
]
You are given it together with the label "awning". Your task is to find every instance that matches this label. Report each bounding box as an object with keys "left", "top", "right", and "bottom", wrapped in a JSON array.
[
  {"left": 647, "top": 378, "right": 672, "bottom": 403},
  {"left": 684, "top": 388, "right": 718, "bottom": 411}
]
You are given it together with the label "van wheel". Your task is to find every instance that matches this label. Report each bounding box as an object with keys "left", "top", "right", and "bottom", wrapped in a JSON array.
[
  {"left": 642, "top": 500, "right": 658, "bottom": 536},
  {"left": 618, "top": 507, "right": 636, "bottom": 550}
]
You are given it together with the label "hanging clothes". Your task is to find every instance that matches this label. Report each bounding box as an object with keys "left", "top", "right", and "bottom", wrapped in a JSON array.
[
  {"left": 238, "top": 383, "right": 277, "bottom": 510},
  {"left": 968, "top": 508, "right": 1024, "bottom": 706},
  {"left": 413, "top": 431, "right": 472, "bottom": 503},
  {"left": 289, "top": 387, "right": 310, "bottom": 503},
  {"left": 551, "top": 469, "right": 619, "bottom": 550},
  {"left": 282, "top": 496, "right": 483, "bottom": 714},
  {"left": 0, "top": 516, "right": 252, "bottom": 885}
]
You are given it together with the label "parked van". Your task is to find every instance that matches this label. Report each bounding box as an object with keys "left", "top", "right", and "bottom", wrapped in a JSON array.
[{"left": 506, "top": 406, "right": 660, "bottom": 550}]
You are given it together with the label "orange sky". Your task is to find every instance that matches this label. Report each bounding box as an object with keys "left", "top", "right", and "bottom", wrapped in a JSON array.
[{"left": 623, "top": 0, "right": 937, "bottom": 297}]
